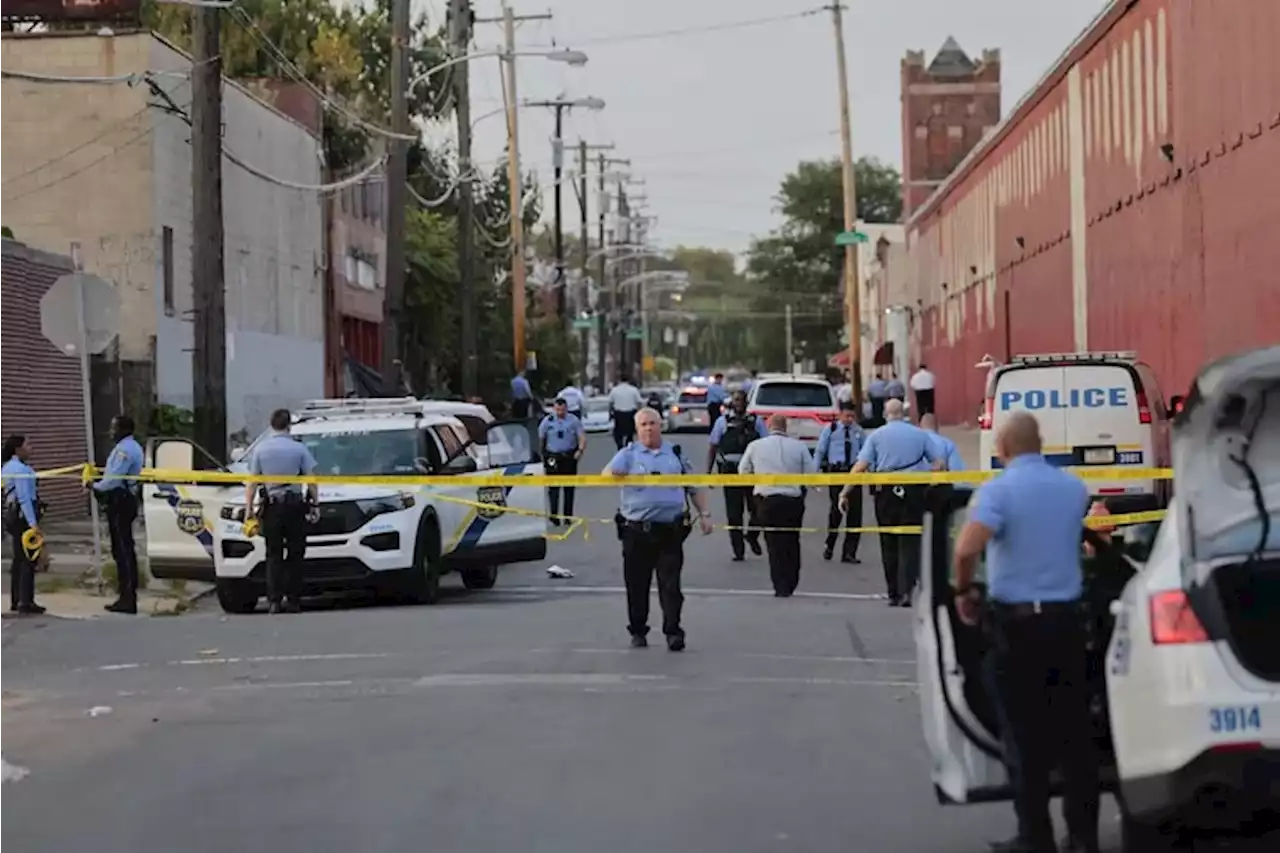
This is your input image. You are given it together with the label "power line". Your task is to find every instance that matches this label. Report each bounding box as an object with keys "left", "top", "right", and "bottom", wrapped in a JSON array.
[
  {"left": 553, "top": 7, "right": 826, "bottom": 47},
  {"left": 1, "top": 103, "right": 152, "bottom": 187},
  {"left": 1, "top": 124, "right": 157, "bottom": 205}
]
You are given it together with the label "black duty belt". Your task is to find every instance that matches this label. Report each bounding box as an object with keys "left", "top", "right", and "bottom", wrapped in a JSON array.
[
  {"left": 621, "top": 518, "right": 682, "bottom": 533},
  {"left": 266, "top": 491, "right": 305, "bottom": 505},
  {"left": 991, "top": 599, "right": 1081, "bottom": 618}
]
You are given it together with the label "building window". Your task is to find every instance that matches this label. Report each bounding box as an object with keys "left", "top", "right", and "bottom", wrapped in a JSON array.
[{"left": 162, "top": 226, "right": 174, "bottom": 316}]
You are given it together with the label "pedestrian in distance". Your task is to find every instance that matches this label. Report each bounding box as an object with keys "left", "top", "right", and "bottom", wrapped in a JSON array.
[
  {"left": 738, "top": 414, "right": 818, "bottom": 597},
  {"left": 556, "top": 382, "right": 585, "bottom": 420},
  {"left": 510, "top": 369, "right": 534, "bottom": 420},
  {"left": 867, "top": 370, "right": 890, "bottom": 425},
  {"left": 705, "top": 372, "right": 728, "bottom": 425},
  {"left": 603, "top": 407, "right": 713, "bottom": 651},
  {"left": 539, "top": 397, "right": 586, "bottom": 526},
  {"left": 815, "top": 401, "right": 865, "bottom": 563},
  {"left": 952, "top": 411, "right": 1100, "bottom": 853},
  {"left": 246, "top": 408, "right": 319, "bottom": 614},
  {"left": 89, "top": 416, "right": 144, "bottom": 614},
  {"left": 706, "top": 390, "right": 768, "bottom": 561},
  {"left": 885, "top": 371, "right": 906, "bottom": 403},
  {"left": 607, "top": 373, "right": 645, "bottom": 450},
  {"left": 841, "top": 399, "right": 941, "bottom": 606},
  {"left": 911, "top": 363, "right": 937, "bottom": 417},
  {"left": 3, "top": 434, "right": 45, "bottom": 615}
]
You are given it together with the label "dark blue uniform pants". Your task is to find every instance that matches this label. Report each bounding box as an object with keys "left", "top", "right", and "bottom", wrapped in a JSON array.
[
  {"left": 263, "top": 498, "right": 308, "bottom": 604},
  {"left": 621, "top": 523, "right": 685, "bottom": 639}
]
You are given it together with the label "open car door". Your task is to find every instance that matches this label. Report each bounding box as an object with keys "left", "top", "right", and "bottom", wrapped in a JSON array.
[
  {"left": 916, "top": 485, "right": 1012, "bottom": 804},
  {"left": 144, "top": 438, "right": 239, "bottom": 581}
]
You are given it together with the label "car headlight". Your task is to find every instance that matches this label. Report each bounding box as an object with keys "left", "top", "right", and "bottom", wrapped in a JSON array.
[
  {"left": 220, "top": 505, "right": 247, "bottom": 522},
  {"left": 355, "top": 492, "right": 415, "bottom": 515}
]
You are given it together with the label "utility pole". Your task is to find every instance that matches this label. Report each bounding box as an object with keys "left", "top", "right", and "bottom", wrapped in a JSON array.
[
  {"left": 450, "top": 0, "right": 478, "bottom": 399},
  {"left": 578, "top": 139, "right": 590, "bottom": 381},
  {"left": 382, "top": 0, "right": 411, "bottom": 395},
  {"left": 595, "top": 152, "right": 608, "bottom": 385},
  {"left": 552, "top": 104, "right": 566, "bottom": 322},
  {"left": 784, "top": 303, "right": 794, "bottom": 371},
  {"left": 191, "top": 4, "right": 226, "bottom": 461},
  {"left": 828, "top": 2, "right": 863, "bottom": 404},
  {"left": 614, "top": 182, "right": 629, "bottom": 380}
]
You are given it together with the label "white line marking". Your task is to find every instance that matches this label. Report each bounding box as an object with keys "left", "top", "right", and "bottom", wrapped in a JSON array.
[
  {"left": 729, "top": 676, "right": 918, "bottom": 688},
  {"left": 212, "top": 680, "right": 356, "bottom": 691},
  {"left": 97, "top": 663, "right": 141, "bottom": 671},
  {"left": 500, "top": 585, "right": 886, "bottom": 601},
  {"left": 171, "top": 653, "right": 393, "bottom": 667},
  {"left": 415, "top": 673, "right": 668, "bottom": 688}
]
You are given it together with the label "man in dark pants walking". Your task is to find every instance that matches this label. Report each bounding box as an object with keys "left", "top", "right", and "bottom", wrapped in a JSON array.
[
  {"left": 539, "top": 397, "right": 586, "bottom": 525},
  {"left": 604, "top": 408, "right": 714, "bottom": 650},
  {"left": 815, "top": 401, "right": 864, "bottom": 563},
  {"left": 90, "top": 416, "right": 144, "bottom": 614},
  {"left": 739, "top": 414, "right": 818, "bottom": 597},
  {"left": 706, "top": 390, "right": 768, "bottom": 561},
  {"left": 953, "top": 412, "right": 1099, "bottom": 853},
  {"left": 246, "top": 409, "right": 319, "bottom": 614}
]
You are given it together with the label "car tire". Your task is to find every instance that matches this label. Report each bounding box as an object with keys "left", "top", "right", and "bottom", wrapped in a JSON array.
[
  {"left": 461, "top": 564, "right": 498, "bottom": 590},
  {"left": 409, "top": 520, "right": 443, "bottom": 605},
  {"left": 1120, "top": 807, "right": 1189, "bottom": 853},
  {"left": 215, "top": 578, "right": 258, "bottom": 614}
]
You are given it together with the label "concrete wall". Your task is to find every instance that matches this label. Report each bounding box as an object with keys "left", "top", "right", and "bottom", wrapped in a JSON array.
[{"left": 147, "top": 37, "right": 325, "bottom": 438}]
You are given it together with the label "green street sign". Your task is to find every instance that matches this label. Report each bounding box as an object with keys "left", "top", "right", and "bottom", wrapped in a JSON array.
[
  {"left": 625, "top": 329, "right": 645, "bottom": 341},
  {"left": 834, "top": 230, "right": 869, "bottom": 246},
  {"left": 572, "top": 318, "right": 595, "bottom": 330}
]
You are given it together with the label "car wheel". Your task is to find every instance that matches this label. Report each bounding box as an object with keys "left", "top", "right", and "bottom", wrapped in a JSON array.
[
  {"left": 1120, "top": 807, "right": 1190, "bottom": 853},
  {"left": 461, "top": 564, "right": 498, "bottom": 590},
  {"left": 409, "top": 521, "right": 443, "bottom": 605},
  {"left": 215, "top": 578, "right": 258, "bottom": 614}
]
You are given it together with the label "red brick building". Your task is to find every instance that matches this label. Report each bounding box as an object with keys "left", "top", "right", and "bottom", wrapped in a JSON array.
[{"left": 901, "top": 38, "right": 1002, "bottom": 219}]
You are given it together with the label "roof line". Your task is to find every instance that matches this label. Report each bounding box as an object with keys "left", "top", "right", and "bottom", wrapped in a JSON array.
[{"left": 906, "top": 0, "right": 1128, "bottom": 229}]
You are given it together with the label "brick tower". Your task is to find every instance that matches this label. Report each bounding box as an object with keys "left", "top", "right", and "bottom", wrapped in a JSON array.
[{"left": 900, "top": 37, "right": 1001, "bottom": 217}]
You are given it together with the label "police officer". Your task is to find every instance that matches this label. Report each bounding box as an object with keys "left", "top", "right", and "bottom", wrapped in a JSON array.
[
  {"left": 246, "top": 408, "right": 319, "bottom": 614},
  {"left": 815, "top": 401, "right": 865, "bottom": 563},
  {"left": 607, "top": 373, "right": 645, "bottom": 449},
  {"left": 920, "top": 413, "right": 965, "bottom": 471},
  {"left": 705, "top": 372, "right": 728, "bottom": 424},
  {"left": 510, "top": 369, "right": 534, "bottom": 420},
  {"left": 3, "top": 434, "right": 45, "bottom": 615},
  {"left": 539, "top": 397, "right": 586, "bottom": 525},
  {"left": 841, "top": 399, "right": 940, "bottom": 606},
  {"left": 867, "top": 371, "right": 890, "bottom": 424},
  {"left": 91, "top": 416, "right": 144, "bottom": 614},
  {"left": 556, "top": 383, "right": 585, "bottom": 420},
  {"left": 604, "top": 407, "right": 713, "bottom": 651},
  {"left": 739, "top": 414, "right": 818, "bottom": 597},
  {"left": 953, "top": 412, "right": 1099, "bottom": 853},
  {"left": 706, "top": 390, "right": 768, "bottom": 561},
  {"left": 885, "top": 371, "right": 906, "bottom": 404}
]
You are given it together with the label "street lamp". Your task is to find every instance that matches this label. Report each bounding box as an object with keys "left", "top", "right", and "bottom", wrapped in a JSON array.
[{"left": 408, "top": 48, "right": 587, "bottom": 91}]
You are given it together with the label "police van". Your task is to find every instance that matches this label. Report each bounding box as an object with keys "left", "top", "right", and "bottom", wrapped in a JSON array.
[
  {"left": 143, "top": 398, "right": 547, "bottom": 612},
  {"left": 978, "top": 352, "right": 1174, "bottom": 511}
]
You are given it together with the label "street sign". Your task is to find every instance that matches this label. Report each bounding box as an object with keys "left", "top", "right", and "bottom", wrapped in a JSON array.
[
  {"left": 572, "top": 318, "right": 595, "bottom": 330},
  {"left": 625, "top": 329, "right": 644, "bottom": 341},
  {"left": 41, "top": 272, "right": 119, "bottom": 354},
  {"left": 834, "top": 230, "right": 869, "bottom": 246},
  {"left": 642, "top": 354, "right": 655, "bottom": 373}
]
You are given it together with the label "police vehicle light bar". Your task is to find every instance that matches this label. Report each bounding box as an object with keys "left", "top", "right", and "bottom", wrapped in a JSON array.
[{"left": 1012, "top": 351, "right": 1137, "bottom": 364}]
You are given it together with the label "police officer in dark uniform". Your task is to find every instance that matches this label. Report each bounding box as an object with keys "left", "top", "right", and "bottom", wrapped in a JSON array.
[
  {"left": 246, "top": 408, "right": 319, "bottom": 614},
  {"left": 815, "top": 401, "right": 864, "bottom": 563},
  {"left": 953, "top": 412, "right": 1099, "bottom": 853},
  {"left": 605, "top": 407, "right": 714, "bottom": 651},
  {"left": 538, "top": 397, "right": 586, "bottom": 525},
  {"left": 91, "top": 416, "right": 144, "bottom": 614},
  {"left": 3, "top": 434, "right": 46, "bottom": 615},
  {"left": 706, "top": 390, "right": 767, "bottom": 561}
]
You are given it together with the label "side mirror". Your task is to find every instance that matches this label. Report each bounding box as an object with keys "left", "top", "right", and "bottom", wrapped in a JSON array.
[
  {"left": 443, "top": 455, "right": 478, "bottom": 474},
  {"left": 229, "top": 446, "right": 247, "bottom": 463}
]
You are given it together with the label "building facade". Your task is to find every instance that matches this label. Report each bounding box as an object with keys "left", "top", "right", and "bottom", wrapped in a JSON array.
[
  {"left": 901, "top": 38, "right": 1001, "bottom": 219},
  {"left": 2, "top": 30, "right": 325, "bottom": 445}
]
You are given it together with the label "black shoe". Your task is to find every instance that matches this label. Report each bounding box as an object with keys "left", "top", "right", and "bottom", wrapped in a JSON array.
[
  {"left": 841, "top": 554, "right": 860, "bottom": 564},
  {"left": 1060, "top": 835, "right": 1100, "bottom": 853},
  {"left": 17, "top": 603, "right": 46, "bottom": 615},
  {"left": 747, "top": 538, "right": 762, "bottom": 556},
  {"left": 104, "top": 600, "right": 137, "bottom": 614},
  {"left": 267, "top": 601, "right": 283, "bottom": 615},
  {"left": 887, "top": 595, "right": 901, "bottom": 607},
  {"left": 987, "top": 837, "right": 1036, "bottom": 853},
  {"left": 731, "top": 554, "right": 745, "bottom": 562},
  {"left": 630, "top": 635, "right": 648, "bottom": 648},
  {"left": 666, "top": 635, "right": 685, "bottom": 652},
  {"left": 284, "top": 600, "right": 302, "bottom": 614},
  {"left": 822, "top": 546, "right": 834, "bottom": 561}
]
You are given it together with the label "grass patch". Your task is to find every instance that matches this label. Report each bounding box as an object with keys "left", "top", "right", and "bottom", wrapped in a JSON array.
[{"left": 34, "top": 574, "right": 79, "bottom": 594}]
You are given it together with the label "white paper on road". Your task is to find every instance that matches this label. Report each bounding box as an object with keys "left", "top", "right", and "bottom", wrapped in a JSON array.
[
  {"left": 87, "top": 705, "right": 113, "bottom": 717},
  {"left": 2, "top": 756, "right": 31, "bottom": 783},
  {"left": 545, "top": 564, "right": 575, "bottom": 578}
]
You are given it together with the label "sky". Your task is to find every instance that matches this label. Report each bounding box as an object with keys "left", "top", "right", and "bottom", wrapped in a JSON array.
[{"left": 418, "top": 0, "right": 1111, "bottom": 256}]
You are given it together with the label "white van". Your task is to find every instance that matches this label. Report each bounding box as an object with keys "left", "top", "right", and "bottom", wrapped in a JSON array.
[{"left": 978, "top": 352, "right": 1175, "bottom": 512}]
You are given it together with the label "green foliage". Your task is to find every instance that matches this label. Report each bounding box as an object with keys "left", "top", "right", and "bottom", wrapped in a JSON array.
[
  {"left": 1, "top": 226, "right": 14, "bottom": 239},
  {"left": 147, "top": 404, "right": 194, "bottom": 439}
]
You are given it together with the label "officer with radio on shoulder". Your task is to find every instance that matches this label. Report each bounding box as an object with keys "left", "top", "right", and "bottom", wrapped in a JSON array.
[
  {"left": 539, "top": 397, "right": 586, "bottom": 525},
  {"left": 91, "top": 415, "right": 144, "bottom": 614},
  {"left": 3, "top": 434, "right": 46, "bottom": 615},
  {"left": 706, "top": 390, "right": 767, "bottom": 561},
  {"left": 246, "top": 409, "right": 319, "bottom": 614},
  {"left": 816, "top": 401, "right": 865, "bottom": 563},
  {"left": 603, "top": 407, "right": 713, "bottom": 651}
]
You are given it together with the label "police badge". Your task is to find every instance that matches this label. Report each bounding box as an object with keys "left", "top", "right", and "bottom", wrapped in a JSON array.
[
  {"left": 476, "top": 486, "right": 506, "bottom": 520},
  {"left": 175, "top": 499, "right": 206, "bottom": 535}
]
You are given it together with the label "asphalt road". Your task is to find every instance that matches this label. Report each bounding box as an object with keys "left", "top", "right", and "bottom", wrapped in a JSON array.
[{"left": 1, "top": 432, "right": 1272, "bottom": 852}]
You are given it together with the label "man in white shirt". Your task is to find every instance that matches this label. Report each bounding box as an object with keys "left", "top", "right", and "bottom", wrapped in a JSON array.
[
  {"left": 910, "top": 363, "right": 936, "bottom": 417},
  {"left": 738, "top": 414, "right": 819, "bottom": 597},
  {"left": 607, "top": 374, "right": 645, "bottom": 449},
  {"left": 557, "top": 383, "right": 585, "bottom": 419}
]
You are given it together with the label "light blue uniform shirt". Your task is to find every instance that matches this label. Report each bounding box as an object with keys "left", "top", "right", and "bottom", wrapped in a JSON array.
[
  {"left": 609, "top": 441, "right": 695, "bottom": 523},
  {"left": 868, "top": 378, "right": 889, "bottom": 398},
  {"left": 2, "top": 457, "right": 39, "bottom": 527},
  {"left": 856, "top": 419, "right": 939, "bottom": 472},
  {"left": 539, "top": 413, "right": 584, "bottom": 454},
  {"left": 886, "top": 378, "right": 906, "bottom": 398},
  {"left": 705, "top": 382, "right": 727, "bottom": 405},
  {"left": 511, "top": 375, "right": 533, "bottom": 401},
  {"left": 249, "top": 432, "right": 318, "bottom": 497},
  {"left": 971, "top": 454, "right": 1090, "bottom": 604},
  {"left": 815, "top": 421, "right": 865, "bottom": 468},
  {"left": 94, "top": 435, "right": 144, "bottom": 493},
  {"left": 928, "top": 432, "right": 965, "bottom": 472}
]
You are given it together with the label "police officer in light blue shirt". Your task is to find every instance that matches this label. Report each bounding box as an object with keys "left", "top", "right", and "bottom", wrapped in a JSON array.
[
  {"left": 510, "top": 370, "right": 534, "bottom": 420},
  {"left": 91, "top": 415, "right": 145, "bottom": 614},
  {"left": 816, "top": 401, "right": 865, "bottom": 563},
  {"left": 539, "top": 398, "right": 587, "bottom": 525},
  {"left": 247, "top": 409, "right": 319, "bottom": 614},
  {"left": 867, "top": 373, "right": 890, "bottom": 423},
  {"left": 3, "top": 434, "right": 45, "bottom": 614},
  {"left": 919, "top": 413, "right": 966, "bottom": 472},
  {"left": 953, "top": 411, "right": 1098, "bottom": 853},
  {"left": 842, "top": 399, "right": 940, "bottom": 605},
  {"left": 604, "top": 407, "right": 713, "bottom": 651},
  {"left": 705, "top": 372, "right": 728, "bottom": 424}
]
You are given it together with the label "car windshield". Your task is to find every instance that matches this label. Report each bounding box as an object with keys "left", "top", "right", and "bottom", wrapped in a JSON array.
[
  {"left": 586, "top": 399, "right": 611, "bottom": 413},
  {"left": 754, "top": 383, "right": 833, "bottom": 407},
  {"left": 297, "top": 428, "right": 422, "bottom": 476}
]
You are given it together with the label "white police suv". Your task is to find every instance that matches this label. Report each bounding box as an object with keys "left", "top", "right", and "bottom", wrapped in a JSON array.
[
  {"left": 918, "top": 346, "right": 1280, "bottom": 852},
  {"left": 143, "top": 398, "right": 547, "bottom": 612},
  {"left": 979, "top": 351, "right": 1175, "bottom": 512}
]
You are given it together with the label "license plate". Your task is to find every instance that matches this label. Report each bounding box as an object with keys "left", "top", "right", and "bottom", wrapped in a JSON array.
[
  {"left": 1083, "top": 447, "right": 1115, "bottom": 464},
  {"left": 1209, "top": 706, "right": 1261, "bottom": 733}
]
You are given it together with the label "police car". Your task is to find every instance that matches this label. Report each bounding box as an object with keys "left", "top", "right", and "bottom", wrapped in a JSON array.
[
  {"left": 979, "top": 352, "right": 1174, "bottom": 512},
  {"left": 667, "top": 386, "right": 712, "bottom": 432},
  {"left": 917, "top": 346, "right": 1280, "bottom": 852},
  {"left": 746, "top": 373, "right": 838, "bottom": 450},
  {"left": 143, "top": 398, "right": 547, "bottom": 612}
]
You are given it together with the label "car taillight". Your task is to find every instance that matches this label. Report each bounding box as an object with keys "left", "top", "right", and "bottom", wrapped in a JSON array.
[
  {"left": 979, "top": 398, "right": 994, "bottom": 430},
  {"left": 671, "top": 405, "right": 681, "bottom": 414},
  {"left": 815, "top": 411, "right": 838, "bottom": 423},
  {"left": 1150, "top": 590, "right": 1209, "bottom": 644},
  {"left": 1136, "top": 388, "right": 1152, "bottom": 424}
]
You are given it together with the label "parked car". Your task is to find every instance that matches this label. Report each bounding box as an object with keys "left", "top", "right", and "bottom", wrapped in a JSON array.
[
  {"left": 667, "top": 386, "right": 712, "bottom": 432},
  {"left": 580, "top": 396, "right": 613, "bottom": 433},
  {"left": 746, "top": 373, "right": 838, "bottom": 450}
]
